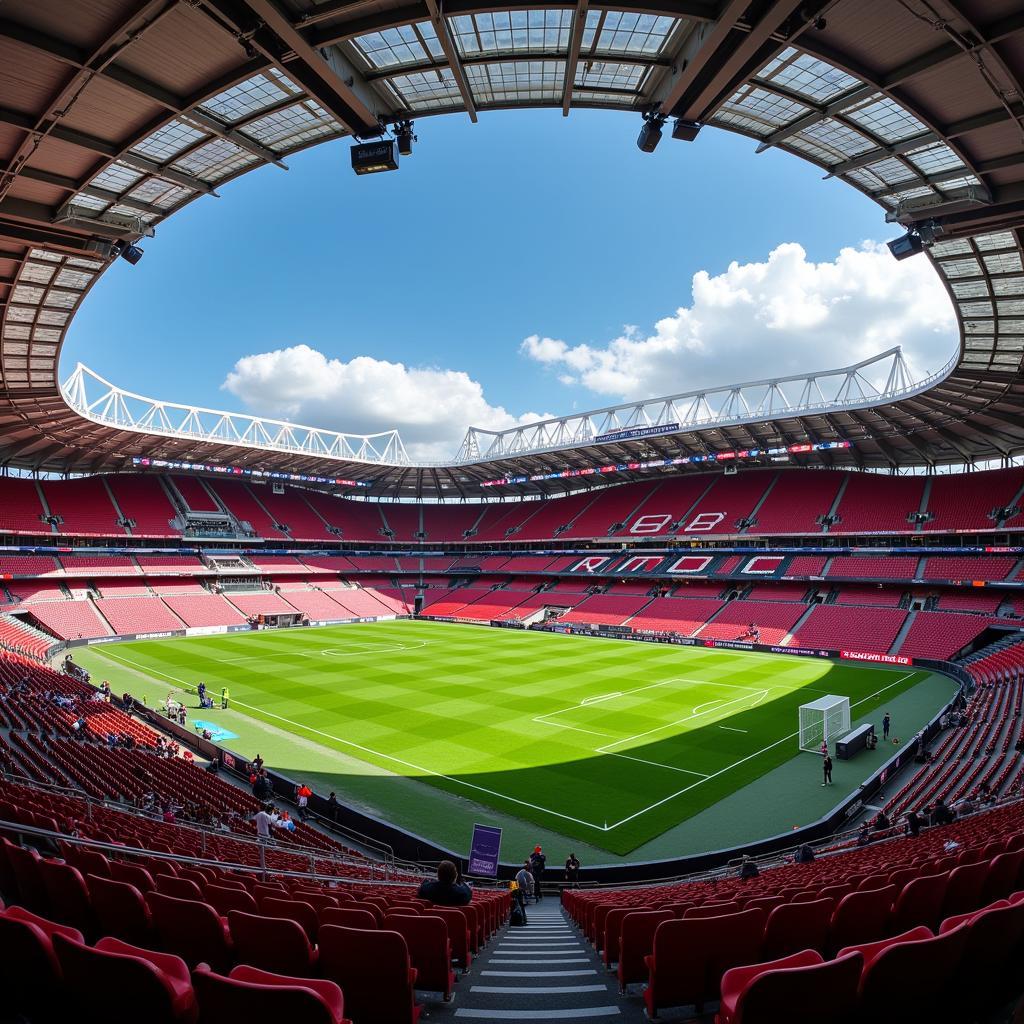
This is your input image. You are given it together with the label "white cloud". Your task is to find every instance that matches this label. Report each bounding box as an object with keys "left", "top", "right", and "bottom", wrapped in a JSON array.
[
  {"left": 520, "top": 241, "right": 957, "bottom": 399},
  {"left": 222, "top": 344, "right": 546, "bottom": 460}
]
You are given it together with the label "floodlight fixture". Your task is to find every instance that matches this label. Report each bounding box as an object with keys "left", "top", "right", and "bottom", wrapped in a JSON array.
[
  {"left": 887, "top": 230, "right": 924, "bottom": 261},
  {"left": 351, "top": 138, "right": 399, "bottom": 175},
  {"left": 637, "top": 113, "right": 666, "bottom": 153},
  {"left": 395, "top": 120, "right": 416, "bottom": 157},
  {"left": 671, "top": 119, "right": 702, "bottom": 142},
  {"left": 110, "top": 239, "right": 144, "bottom": 265}
]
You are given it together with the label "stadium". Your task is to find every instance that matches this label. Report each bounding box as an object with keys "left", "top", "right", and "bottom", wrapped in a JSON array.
[{"left": 2, "top": 0, "right": 1024, "bottom": 1020}]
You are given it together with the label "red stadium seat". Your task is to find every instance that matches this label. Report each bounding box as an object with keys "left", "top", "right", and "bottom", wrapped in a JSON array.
[
  {"left": 88, "top": 874, "right": 154, "bottom": 947},
  {"left": 317, "top": 924, "right": 420, "bottom": 1024},
  {"left": 942, "top": 860, "right": 989, "bottom": 919},
  {"left": 762, "top": 898, "right": 832, "bottom": 961},
  {"left": 643, "top": 908, "right": 764, "bottom": 1015},
  {"left": 383, "top": 912, "right": 454, "bottom": 999},
  {"left": 321, "top": 906, "right": 379, "bottom": 930},
  {"left": 53, "top": 932, "right": 198, "bottom": 1024},
  {"left": 889, "top": 872, "right": 949, "bottom": 933},
  {"left": 261, "top": 896, "right": 320, "bottom": 942},
  {"left": 37, "top": 858, "right": 95, "bottom": 937},
  {"left": 828, "top": 885, "right": 896, "bottom": 952},
  {"left": 155, "top": 874, "right": 204, "bottom": 901},
  {"left": 618, "top": 909, "right": 675, "bottom": 990},
  {"left": 228, "top": 909, "right": 317, "bottom": 976},
  {"left": 716, "top": 950, "right": 863, "bottom": 1024},
  {"left": 0, "top": 910, "right": 68, "bottom": 1021},
  {"left": 148, "top": 892, "right": 233, "bottom": 972},
  {"left": 109, "top": 861, "right": 157, "bottom": 892},
  {"left": 428, "top": 906, "right": 473, "bottom": 970},
  {"left": 205, "top": 883, "right": 259, "bottom": 916},
  {"left": 193, "top": 964, "right": 349, "bottom": 1024}
]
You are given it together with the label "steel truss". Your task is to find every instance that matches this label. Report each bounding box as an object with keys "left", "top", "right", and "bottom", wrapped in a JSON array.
[
  {"left": 62, "top": 363, "right": 410, "bottom": 466},
  {"left": 456, "top": 347, "right": 937, "bottom": 462}
]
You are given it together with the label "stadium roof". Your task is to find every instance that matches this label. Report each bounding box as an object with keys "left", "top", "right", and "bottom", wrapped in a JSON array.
[{"left": 1, "top": 0, "right": 1024, "bottom": 499}]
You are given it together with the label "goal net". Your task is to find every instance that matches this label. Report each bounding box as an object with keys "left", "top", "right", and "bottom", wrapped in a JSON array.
[{"left": 799, "top": 695, "right": 851, "bottom": 753}]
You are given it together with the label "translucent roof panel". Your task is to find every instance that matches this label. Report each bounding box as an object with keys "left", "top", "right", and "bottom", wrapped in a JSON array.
[
  {"left": 199, "top": 73, "right": 296, "bottom": 123},
  {"left": 451, "top": 10, "right": 572, "bottom": 57},
  {"left": 131, "top": 120, "right": 208, "bottom": 162},
  {"left": 242, "top": 102, "right": 340, "bottom": 149},
  {"left": 387, "top": 69, "right": 463, "bottom": 110},
  {"left": 350, "top": 23, "right": 443, "bottom": 69},
  {"left": 844, "top": 96, "right": 927, "bottom": 143},
  {"left": 756, "top": 48, "right": 860, "bottom": 102},
  {"left": 574, "top": 60, "right": 647, "bottom": 93},
  {"left": 581, "top": 12, "right": 679, "bottom": 57},
  {"left": 171, "top": 139, "right": 260, "bottom": 183},
  {"left": 466, "top": 60, "right": 565, "bottom": 104},
  {"left": 906, "top": 142, "right": 965, "bottom": 176},
  {"left": 714, "top": 84, "right": 814, "bottom": 136},
  {"left": 91, "top": 162, "right": 144, "bottom": 193}
]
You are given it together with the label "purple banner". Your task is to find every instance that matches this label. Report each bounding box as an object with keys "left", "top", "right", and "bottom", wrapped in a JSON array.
[{"left": 468, "top": 823, "right": 502, "bottom": 877}]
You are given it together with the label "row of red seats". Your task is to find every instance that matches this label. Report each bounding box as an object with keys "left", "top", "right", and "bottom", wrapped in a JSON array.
[
  {"left": 1, "top": 466, "right": 1022, "bottom": 541},
  {"left": 0, "top": 836, "right": 507, "bottom": 1024}
]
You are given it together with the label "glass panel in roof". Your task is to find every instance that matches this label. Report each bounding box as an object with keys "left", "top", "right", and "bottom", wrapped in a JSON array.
[
  {"left": 975, "top": 232, "right": 1017, "bottom": 250},
  {"left": 984, "top": 252, "right": 1023, "bottom": 274},
  {"left": 91, "top": 163, "right": 144, "bottom": 193},
  {"left": 350, "top": 24, "right": 437, "bottom": 69},
  {"left": 243, "top": 102, "right": 338, "bottom": 148},
  {"left": 951, "top": 281, "right": 990, "bottom": 298},
  {"left": 721, "top": 85, "right": 812, "bottom": 128},
  {"left": 940, "top": 258, "right": 982, "bottom": 278},
  {"left": 844, "top": 96, "right": 926, "bottom": 143},
  {"left": 756, "top": 48, "right": 860, "bottom": 101},
  {"left": 782, "top": 133, "right": 836, "bottom": 163},
  {"left": 795, "top": 119, "right": 875, "bottom": 161},
  {"left": 6, "top": 307, "right": 33, "bottom": 322},
  {"left": 451, "top": 10, "right": 572, "bottom": 56},
  {"left": 997, "top": 299, "right": 1024, "bottom": 315},
  {"left": 388, "top": 69, "right": 463, "bottom": 109},
  {"left": 36, "top": 309, "right": 68, "bottom": 326},
  {"left": 572, "top": 89, "right": 637, "bottom": 105},
  {"left": 959, "top": 301, "right": 994, "bottom": 316},
  {"left": 54, "top": 269, "right": 93, "bottom": 290},
  {"left": 993, "top": 277, "right": 1024, "bottom": 295},
  {"left": 930, "top": 238, "right": 973, "bottom": 257},
  {"left": 586, "top": 12, "right": 678, "bottom": 56},
  {"left": 28, "top": 250, "right": 60, "bottom": 262},
  {"left": 200, "top": 74, "right": 294, "bottom": 122},
  {"left": 172, "top": 139, "right": 258, "bottom": 182},
  {"left": 466, "top": 60, "right": 565, "bottom": 103},
  {"left": 69, "top": 193, "right": 110, "bottom": 212},
  {"left": 575, "top": 60, "right": 646, "bottom": 92},
  {"left": 128, "top": 178, "right": 181, "bottom": 204},
  {"left": 906, "top": 142, "right": 963, "bottom": 175},
  {"left": 19, "top": 263, "right": 54, "bottom": 285},
  {"left": 132, "top": 120, "right": 207, "bottom": 162}
]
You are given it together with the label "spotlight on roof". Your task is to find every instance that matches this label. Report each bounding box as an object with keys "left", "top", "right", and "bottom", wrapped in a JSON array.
[
  {"left": 351, "top": 139, "right": 399, "bottom": 175},
  {"left": 110, "top": 239, "right": 144, "bottom": 265},
  {"left": 887, "top": 230, "right": 924, "bottom": 262},
  {"left": 671, "top": 119, "right": 702, "bottom": 142},
  {"left": 395, "top": 120, "right": 416, "bottom": 157},
  {"left": 637, "top": 113, "right": 666, "bottom": 154}
]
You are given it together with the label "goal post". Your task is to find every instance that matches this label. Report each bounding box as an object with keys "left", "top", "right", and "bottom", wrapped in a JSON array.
[{"left": 799, "top": 695, "right": 851, "bottom": 753}]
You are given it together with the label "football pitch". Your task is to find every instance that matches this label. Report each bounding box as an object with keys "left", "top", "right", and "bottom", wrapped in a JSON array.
[{"left": 85, "top": 620, "right": 944, "bottom": 854}]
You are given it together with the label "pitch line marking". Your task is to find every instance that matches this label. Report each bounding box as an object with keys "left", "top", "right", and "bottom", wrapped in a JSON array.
[
  {"left": 93, "top": 647, "right": 612, "bottom": 833},
  {"left": 693, "top": 698, "right": 725, "bottom": 714},
  {"left": 719, "top": 726, "right": 748, "bottom": 733},
  {"left": 606, "top": 752, "right": 710, "bottom": 777},
  {"left": 97, "top": 643, "right": 922, "bottom": 834},
  {"left": 602, "top": 671, "right": 919, "bottom": 830}
]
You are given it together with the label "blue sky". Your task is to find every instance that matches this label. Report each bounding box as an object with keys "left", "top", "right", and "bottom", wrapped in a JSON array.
[{"left": 64, "top": 108, "right": 956, "bottom": 458}]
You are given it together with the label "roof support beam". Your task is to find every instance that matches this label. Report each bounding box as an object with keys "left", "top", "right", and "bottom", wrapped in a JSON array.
[
  {"left": 422, "top": 0, "right": 477, "bottom": 121},
  {"left": 561, "top": 0, "right": 589, "bottom": 116},
  {"left": 201, "top": 0, "right": 383, "bottom": 136}
]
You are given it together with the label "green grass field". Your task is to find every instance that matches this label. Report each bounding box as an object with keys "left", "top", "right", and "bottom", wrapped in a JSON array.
[{"left": 78, "top": 620, "right": 942, "bottom": 854}]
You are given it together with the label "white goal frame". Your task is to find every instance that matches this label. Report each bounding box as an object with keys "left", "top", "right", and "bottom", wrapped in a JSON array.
[{"left": 799, "top": 694, "right": 851, "bottom": 753}]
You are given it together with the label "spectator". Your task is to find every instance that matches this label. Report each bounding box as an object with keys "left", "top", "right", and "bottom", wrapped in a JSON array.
[
  {"left": 417, "top": 860, "right": 472, "bottom": 906},
  {"left": 514, "top": 861, "right": 533, "bottom": 920},
  {"left": 252, "top": 754, "right": 264, "bottom": 773},
  {"left": 255, "top": 803, "right": 278, "bottom": 840},
  {"left": 906, "top": 810, "right": 922, "bottom": 837},
  {"left": 326, "top": 791, "right": 339, "bottom": 822},
  {"left": 822, "top": 754, "right": 833, "bottom": 786},
  {"left": 565, "top": 852, "right": 581, "bottom": 888},
  {"left": 296, "top": 782, "right": 312, "bottom": 821},
  {"left": 932, "top": 797, "right": 955, "bottom": 826},
  {"left": 794, "top": 844, "right": 815, "bottom": 864},
  {"left": 873, "top": 809, "right": 891, "bottom": 832},
  {"left": 529, "top": 845, "right": 546, "bottom": 901},
  {"left": 276, "top": 811, "right": 296, "bottom": 833},
  {"left": 739, "top": 855, "right": 759, "bottom": 879},
  {"left": 882, "top": 712, "right": 891, "bottom": 741}
]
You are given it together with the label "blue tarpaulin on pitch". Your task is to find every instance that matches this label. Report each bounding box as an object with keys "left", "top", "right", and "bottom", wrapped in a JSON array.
[{"left": 194, "top": 720, "right": 238, "bottom": 742}]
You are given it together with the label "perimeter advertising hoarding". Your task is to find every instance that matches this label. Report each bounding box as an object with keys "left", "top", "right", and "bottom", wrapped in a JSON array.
[{"left": 468, "top": 824, "right": 502, "bottom": 877}]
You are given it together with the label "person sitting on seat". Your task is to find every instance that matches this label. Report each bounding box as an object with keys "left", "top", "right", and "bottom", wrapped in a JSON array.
[{"left": 417, "top": 860, "right": 472, "bottom": 906}]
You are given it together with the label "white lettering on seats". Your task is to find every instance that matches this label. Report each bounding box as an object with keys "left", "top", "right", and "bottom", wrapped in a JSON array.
[
  {"left": 683, "top": 512, "right": 726, "bottom": 532},
  {"left": 618, "top": 556, "right": 664, "bottom": 573},
  {"left": 666, "top": 556, "right": 713, "bottom": 574},
  {"left": 573, "top": 556, "right": 610, "bottom": 573},
  {"left": 740, "top": 556, "right": 783, "bottom": 574},
  {"left": 628, "top": 513, "right": 674, "bottom": 534}
]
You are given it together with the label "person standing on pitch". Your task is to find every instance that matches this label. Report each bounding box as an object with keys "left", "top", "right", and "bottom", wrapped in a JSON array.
[
  {"left": 530, "top": 846, "right": 546, "bottom": 901},
  {"left": 883, "top": 712, "right": 891, "bottom": 741},
  {"left": 822, "top": 753, "right": 833, "bottom": 786}
]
